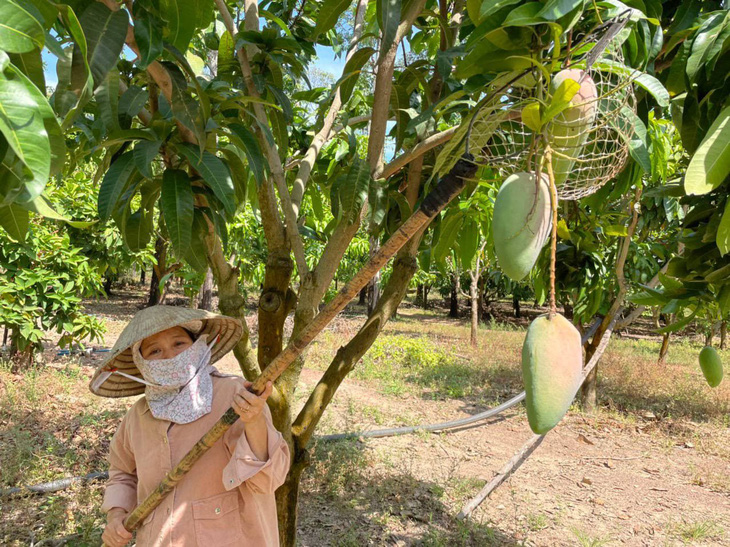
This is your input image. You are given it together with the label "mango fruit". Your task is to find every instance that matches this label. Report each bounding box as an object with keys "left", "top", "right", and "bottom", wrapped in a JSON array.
[
  {"left": 492, "top": 171, "right": 552, "bottom": 282},
  {"left": 522, "top": 313, "right": 583, "bottom": 434},
  {"left": 548, "top": 69, "right": 598, "bottom": 186},
  {"left": 699, "top": 346, "right": 724, "bottom": 387}
]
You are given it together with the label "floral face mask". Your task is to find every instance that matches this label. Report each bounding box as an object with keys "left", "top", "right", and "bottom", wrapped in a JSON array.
[{"left": 122, "top": 334, "right": 217, "bottom": 424}]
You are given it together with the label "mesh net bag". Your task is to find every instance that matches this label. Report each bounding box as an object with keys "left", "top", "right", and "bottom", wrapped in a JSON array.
[{"left": 459, "top": 40, "right": 636, "bottom": 200}]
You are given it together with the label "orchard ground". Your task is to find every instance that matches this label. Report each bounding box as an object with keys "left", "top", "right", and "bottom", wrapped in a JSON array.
[{"left": 1, "top": 288, "right": 729, "bottom": 546}]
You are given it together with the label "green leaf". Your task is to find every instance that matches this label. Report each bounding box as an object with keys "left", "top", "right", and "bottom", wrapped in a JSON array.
[
  {"left": 185, "top": 209, "right": 210, "bottom": 273},
  {"left": 459, "top": 217, "right": 479, "bottom": 268},
  {"left": 503, "top": 2, "right": 544, "bottom": 26},
  {"left": 716, "top": 200, "right": 730, "bottom": 256},
  {"left": 161, "top": 169, "right": 194, "bottom": 257},
  {"left": 433, "top": 209, "right": 464, "bottom": 264},
  {"left": 160, "top": 0, "right": 200, "bottom": 52},
  {"left": 133, "top": 5, "right": 164, "bottom": 69},
  {"left": 0, "top": 202, "right": 29, "bottom": 240},
  {"left": 123, "top": 206, "right": 154, "bottom": 251},
  {"left": 95, "top": 70, "right": 120, "bottom": 132},
  {"left": 367, "top": 179, "right": 388, "bottom": 233},
  {"left": 521, "top": 101, "right": 542, "bottom": 132},
  {"left": 377, "top": 0, "right": 401, "bottom": 63},
  {"left": 656, "top": 308, "right": 698, "bottom": 334},
  {"left": 227, "top": 123, "right": 266, "bottom": 186},
  {"left": 467, "top": 0, "right": 521, "bottom": 25},
  {"left": 133, "top": 140, "right": 161, "bottom": 179},
  {"left": 622, "top": 107, "right": 651, "bottom": 174},
  {"left": 118, "top": 85, "right": 148, "bottom": 128},
  {"left": 217, "top": 30, "right": 236, "bottom": 81},
  {"left": 72, "top": 2, "right": 128, "bottom": 88},
  {"left": 56, "top": 4, "right": 93, "bottom": 129},
  {"left": 21, "top": 194, "right": 95, "bottom": 228},
  {"left": 335, "top": 47, "right": 376, "bottom": 103},
  {"left": 176, "top": 143, "right": 236, "bottom": 216},
  {"left": 685, "top": 105, "right": 730, "bottom": 196},
  {"left": 0, "top": 0, "right": 44, "bottom": 53},
  {"left": 338, "top": 157, "right": 371, "bottom": 224},
  {"left": 0, "top": 54, "right": 51, "bottom": 203},
  {"left": 314, "top": 0, "right": 353, "bottom": 38},
  {"left": 98, "top": 152, "right": 138, "bottom": 220},
  {"left": 269, "top": 109, "right": 288, "bottom": 161},
  {"left": 543, "top": 77, "right": 580, "bottom": 123},
  {"left": 9, "top": 48, "right": 44, "bottom": 90},
  {"left": 538, "top": 0, "right": 583, "bottom": 21},
  {"left": 593, "top": 60, "right": 669, "bottom": 107},
  {"left": 686, "top": 13, "right": 728, "bottom": 83},
  {"left": 219, "top": 148, "right": 248, "bottom": 205},
  {"left": 166, "top": 63, "right": 205, "bottom": 146}
]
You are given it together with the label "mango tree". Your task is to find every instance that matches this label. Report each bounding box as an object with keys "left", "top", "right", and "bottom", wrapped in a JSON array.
[{"left": 0, "top": 0, "right": 687, "bottom": 541}]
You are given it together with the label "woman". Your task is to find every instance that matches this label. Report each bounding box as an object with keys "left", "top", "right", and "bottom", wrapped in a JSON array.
[{"left": 89, "top": 306, "right": 290, "bottom": 546}]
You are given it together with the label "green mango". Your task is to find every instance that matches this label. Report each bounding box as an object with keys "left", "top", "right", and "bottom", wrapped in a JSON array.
[
  {"left": 492, "top": 171, "right": 551, "bottom": 282},
  {"left": 699, "top": 346, "right": 724, "bottom": 387},
  {"left": 548, "top": 69, "right": 598, "bottom": 186},
  {"left": 522, "top": 313, "right": 583, "bottom": 434}
]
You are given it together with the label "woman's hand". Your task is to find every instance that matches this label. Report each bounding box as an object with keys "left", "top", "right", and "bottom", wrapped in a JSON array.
[
  {"left": 102, "top": 508, "right": 132, "bottom": 547},
  {"left": 232, "top": 380, "right": 272, "bottom": 424}
]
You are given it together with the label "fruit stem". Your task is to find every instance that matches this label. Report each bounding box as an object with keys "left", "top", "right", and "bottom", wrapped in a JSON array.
[{"left": 544, "top": 146, "right": 559, "bottom": 318}]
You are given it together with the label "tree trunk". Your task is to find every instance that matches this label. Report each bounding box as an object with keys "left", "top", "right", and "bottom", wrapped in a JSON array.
[
  {"left": 140, "top": 268, "right": 146, "bottom": 286},
  {"left": 366, "top": 235, "right": 381, "bottom": 315},
  {"left": 658, "top": 332, "right": 670, "bottom": 363},
  {"left": 147, "top": 237, "right": 166, "bottom": 307},
  {"left": 416, "top": 284, "right": 424, "bottom": 306},
  {"left": 358, "top": 285, "right": 367, "bottom": 306},
  {"left": 449, "top": 271, "right": 459, "bottom": 318},
  {"left": 705, "top": 324, "right": 715, "bottom": 346},
  {"left": 513, "top": 295, "right": 521, "bottom": 318},
  {"left": 103, "top": 274, "right": 114, "bottom": 296},
  {"left": 470, "top": 270, "right": 479, "bottom": 348},
  {"left": 199, "top": 268, "right": 214, "bottom": 311},
  {"left": 423, "top": 284, "right": 429, "bottom": 310},
  {"left": 9, "top": 333, "right": 34, "bottom": 371},
  {"left": 721, "top": 320, "right": 727, "bottom": 350}
]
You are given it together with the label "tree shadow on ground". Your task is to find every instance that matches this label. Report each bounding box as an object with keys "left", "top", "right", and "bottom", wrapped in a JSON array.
[{"left": 298, "top": 438, "right": 519, "bottom": 546}]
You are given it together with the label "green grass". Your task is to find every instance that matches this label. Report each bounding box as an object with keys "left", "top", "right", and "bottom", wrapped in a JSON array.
[
  {"left": 2, "top": 305, "right": 730, "bottom": 545},
  {"left": 671, "top": 519, "right": 725, "bottom": 543},
  {"left": 571, "top": 527, "right": 613, "bottom": 546}
]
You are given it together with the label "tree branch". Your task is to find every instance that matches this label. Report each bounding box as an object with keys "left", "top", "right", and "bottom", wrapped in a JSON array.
[
  {"left": 380, "top": 127, "right": 457, "bottom": 180},
  {"left": 215, "top": 0, "right": 309, "bottom": 276},
  {"left": 290, "top": 0, "right": 369, "bottom": 214}
]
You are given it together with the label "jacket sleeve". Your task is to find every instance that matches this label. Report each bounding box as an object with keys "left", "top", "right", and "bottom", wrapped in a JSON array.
[
  {"left": 222, "top": 405, "right": 290, "bottom": 494},
  {"left": 101, "top": 412, "right": 138, "bottom": 513}
]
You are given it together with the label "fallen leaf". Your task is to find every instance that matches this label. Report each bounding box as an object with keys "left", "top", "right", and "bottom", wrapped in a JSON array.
[{"left": 578, "top": 433, "right": 595, "bottom": 445}]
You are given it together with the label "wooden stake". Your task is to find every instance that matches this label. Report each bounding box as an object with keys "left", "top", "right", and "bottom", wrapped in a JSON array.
[
  {"left": 457, "top": 434, "right": 545, "bottom": 519},
  {"left": 122, "top": 156, "right": 478, "bottom": 531}
]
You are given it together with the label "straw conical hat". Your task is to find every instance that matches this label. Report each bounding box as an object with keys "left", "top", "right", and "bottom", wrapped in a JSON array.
[{"left": 89, "top": 305, "right": 242, "bottom": 398}]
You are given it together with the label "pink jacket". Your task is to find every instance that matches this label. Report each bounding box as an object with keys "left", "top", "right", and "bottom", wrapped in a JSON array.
[{"left": 102, "top": 374, "right": 290, "bottom": 546}]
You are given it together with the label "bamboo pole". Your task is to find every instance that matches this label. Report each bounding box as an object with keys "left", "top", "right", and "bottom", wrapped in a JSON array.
[{"left": 122, "top": 155, "right": 478, "bottom": 531}]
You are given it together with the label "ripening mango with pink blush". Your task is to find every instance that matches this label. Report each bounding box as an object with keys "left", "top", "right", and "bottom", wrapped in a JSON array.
[{"left": 522, "top": 313, "right": 583, "bottom": 434}]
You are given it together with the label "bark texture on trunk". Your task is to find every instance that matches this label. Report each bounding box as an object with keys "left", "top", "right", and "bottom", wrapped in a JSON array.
[
  {"left": 721, "top": 320, "right": 727, "bottom": 350},
  {"left": 367, "top": 235, "right": 381, "bottom": 315},
  {"left": 199, "top": 268, "right": 214, "bottom": 311},
  {"left": 147, "top": 236, "right": 166, "bottom": 307},
  {"left": 658, "top": 332, "right": 670, "bottom": 364},
  {"left": 470, "top": 271, "right": 479, "bottom": 348},
  {"left": 449, "top": 271, "right": 459, "bottom": 318}
]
